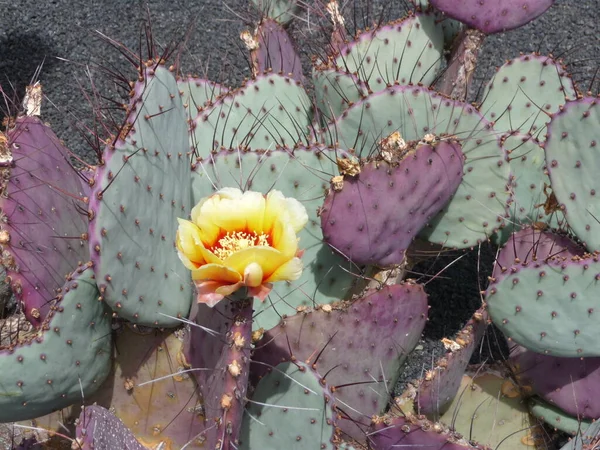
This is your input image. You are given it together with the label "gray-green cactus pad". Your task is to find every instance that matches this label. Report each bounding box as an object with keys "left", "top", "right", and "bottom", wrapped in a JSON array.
[
  {"left": 190, "top": 74, "right": 312, "bottom": 158},
  {"left": 178, "top": 77, "right": 228, "bottom": 122},
  {"left": 239, "top": 361, "right": 336, "bottom": 449},
  {"left": 487, "top": 256, "right": 600, "bottom": 357},
  {"left": 495, "top": 133, "right": 566, "bottom": 243},
  {"left": 480, "top": 54, "right": 577, "bottom": 139},
  {"left": 529, "top": 397, "right": 592, "bottom": 436},
  {"left": 191, "top": 147, "right": 356, "bottom": 331},
  {"left": 0, "top": 268, "right": 112, "bottom": 422},
  {"left": 324, "top": 85, "right": 510, "bottom": 248},
  {"left": 251, "top": 0, "right": 299, "bottom": 25},
  {"left": 333, "top": 14, "right": 444, "bottom": 91},
  {"left": 312, "top": 68, "right": 367, "bottom": 122},
  {"left": 545, "top": 96, "right": 600, "bottom": 251},
  {"left": 89, "top": 65, "right": 193, "bottom": 327}
]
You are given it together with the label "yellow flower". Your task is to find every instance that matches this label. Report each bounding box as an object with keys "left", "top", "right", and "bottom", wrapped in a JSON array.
[{"left": 176, "top": 187, "right": 308, "bottom": 307}]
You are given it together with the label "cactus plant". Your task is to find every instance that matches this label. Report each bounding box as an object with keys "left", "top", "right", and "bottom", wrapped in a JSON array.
[{"left": 5, "top": 0, "right": 600, "bottom": 449}]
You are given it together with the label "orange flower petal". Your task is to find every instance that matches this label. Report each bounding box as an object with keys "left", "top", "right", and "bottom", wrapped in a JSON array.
[
  {"left": 248, "top": 283, "right": 273, "bottom": 302},
  {"left": 194, "top": 281, "right": 227, "bottom": 307}
]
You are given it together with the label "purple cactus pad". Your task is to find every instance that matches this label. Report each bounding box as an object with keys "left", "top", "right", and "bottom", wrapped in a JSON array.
[
  {"left": 249, "top": 18, "right": 304, "bottom": 82},
  {"left": 368, "top": 413, "right": 490, "bottom": 449},
  {"left": 1, "top": 116, "right": 88, "bottom": 326},
  {"left": 511, "top": 345, "right": 600, "bottom": 419},
  {"left": 250, "top": 282, "right": 428, "bottom": 443},
  {"left": 416, "top": 306, "right": 488, "bottom": 418},
  {"left": 430, "top": 0, "right": 554, "bottom": 34},
  {"left": 321, "top": 139, "right": 464, "bottom": 266}
]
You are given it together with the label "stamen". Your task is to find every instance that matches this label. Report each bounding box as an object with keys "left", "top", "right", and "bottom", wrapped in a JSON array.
[{"left": 211, "top": 231, "right": 270, "bottom": 259}]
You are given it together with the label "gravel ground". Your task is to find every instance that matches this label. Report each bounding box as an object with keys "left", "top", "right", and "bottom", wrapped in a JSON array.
[{"left": 0, "top": 0, "right": 598, "bottom": 447}]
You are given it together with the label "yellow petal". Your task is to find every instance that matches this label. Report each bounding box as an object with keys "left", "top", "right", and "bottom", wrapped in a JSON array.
[
  {"left": 216, "top": 187, "right": 245, "bottom": 200},
  {"left": 176, "top": 219, "right": 206, "bottom": 265},
  {"left": 263, "top": 190, "right": 287, "bottom": 233},
  {"left": 191, "top": 263, "right": 242, "bottom": 283},
  {"left": 270, "top": 220, "right": 299, "bottom": 259},
  {"left": 265, "top": 257, "right": 303, "bottom": 283},
  {"left": 244, "top": 262, "right": 264, "bottom": 287},
  {"left": 223, "top": 246, "right": 288, "bottom": 278},
  {"left": 177, "top": 250, "right": 201, "bottom": 271},
  {"left": 191, "top": 198, "right": 221, "bottom": 246},
  {"left": 177, "top": 219, "right": 224, "bottom": 265},
  {"left": 284, "top": 197, "right": 309, "bottom": 233}
]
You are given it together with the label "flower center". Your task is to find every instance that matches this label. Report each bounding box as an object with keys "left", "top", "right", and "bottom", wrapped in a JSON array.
[{"left": 211, "top": 231, "right": 270, "bottom": 259}]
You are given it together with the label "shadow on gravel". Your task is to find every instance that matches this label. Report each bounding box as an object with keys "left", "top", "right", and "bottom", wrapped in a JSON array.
[{"left": 0, "top": 32, "right": 57, "bottom": 109}]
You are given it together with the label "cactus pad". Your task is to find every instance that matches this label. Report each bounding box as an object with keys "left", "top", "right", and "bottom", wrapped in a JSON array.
[
  {"left": 545, "top": 96, "right": 600, "bottom": 251},
  {"left": 497, "top": 133, "right": 566, "bottom": 242},
  {"left": 251, "top": 0, "right": 299, "bottom": 25},
  {"left": 239, "top": 361, "right": 336, "bottom": 449},
  {"left": 492, "top": 227, "right": 583, "bottom": 282},
  {"left": 321, "top": 138, "right": 464, "bottom": 266},
  {"left": 430, "top": 0, "right": 554, "bottom": 34},
  {"left": 178, "top": 77, "right": 228, "bottom": 122},
  {"left": 368, "top": 413, "right": 490, "bottom": 449},
  {"left": 196, "top": 297, "right": 252, "bottom": 449},
  {"left": 510, "top": 345, "right": 600, "bottom": 419},
  {"left": 1, "top": 116, "right": 88, "bottom": 326},
  {"left": 0, "top": 268, "right": 112, "bottom": 422},
  {"left": 86, "top": 324, "right": 201, "bottom": 449},
  {"left": 415, "top": 307, "right": 487, "bottom": 417},
  {"left": 438, "top": 367, "right": 539, "bottom": 449},
  {"left": 487, "top": 255, "right": 600, "bottom": 357},
  {"left": 480, "top": 54, "right": 576, "bottom": 139},
  {"left": 312, "top": 69, "right": 367, "bottom": 122},
  {"left": 191, "top": 74, "right": 312, "bottom": 158},
  {"left": 191, "top": 147, "right": 356, "bottom": 331},
  {"left": 331, "top": 14, "right": 445, "bottom": 91},
  {"left": 248, "top": 18, "right": 304, "bottom": 82},
  {"left": 325, "top": 85, "right": 509, "bottom": 248},
  {"left": 251, "top": 283, "right": 428, "bottom": 442},
  {"left": 528, "top": 396, "right": 592, "bottom": 435},
  {"left": 88, "top": 64, "right": 193, "bottom": 327}
]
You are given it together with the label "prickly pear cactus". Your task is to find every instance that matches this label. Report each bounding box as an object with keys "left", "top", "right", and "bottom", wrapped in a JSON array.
[
  {"left": 88, "top": 63, "right": 193, "bottom": 327},
  {"left": 0, "top": 268, "right": 112, "bottom": 422},
  {"left": 1, "top": 116, "right": 89, "bottom": 327}
]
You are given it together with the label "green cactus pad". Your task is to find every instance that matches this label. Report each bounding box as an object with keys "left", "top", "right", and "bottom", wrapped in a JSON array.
[
  {"left": 324, "top": 85, "right": 510, "bottom": 248},
  {"left": 0, "top": 268, "right": 112, "bottom": 422},
  {"left": 190, "top": 74, "right": 312, "bottom": 158},
  {"left": 239, "top": 361, "right": 336, "bottom": 450},
  {"left": 480, "top": 54, "right": 576, "bottom": 139},
  {"left": 495, "top": 133, "right": 566, "bottom": 243},
  {"left": 332, "top": 14, "right": 445, "bottom": 91},
  {"left": 191, "top": 147, "right": 356, "bottom": 331},
  {"left": 312, "top": 68, "right": 367, "bottom": 122},
  {"left": 486, "top": 256, "right": 600, "bottom": 357},
  {"left": 545, "top": 96, "right": 600, "bottom": 251},
  {"left": 88, "top": 64, "right": 193, "bottom": 327},
  {"left": 251, "top": 0, "right": 299, "bottom": 25},
  {"left": 178, "top": 77, "right": 228, "bottom": 121},
  {"left": 438, "top": 368, "right": 539, "bottom": 449},
  {"left": 559, "top": 418, "right": 600, "bottom": 449},
  {"left": 529, "top": 396, "right": 593, "bottom": 435}
]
